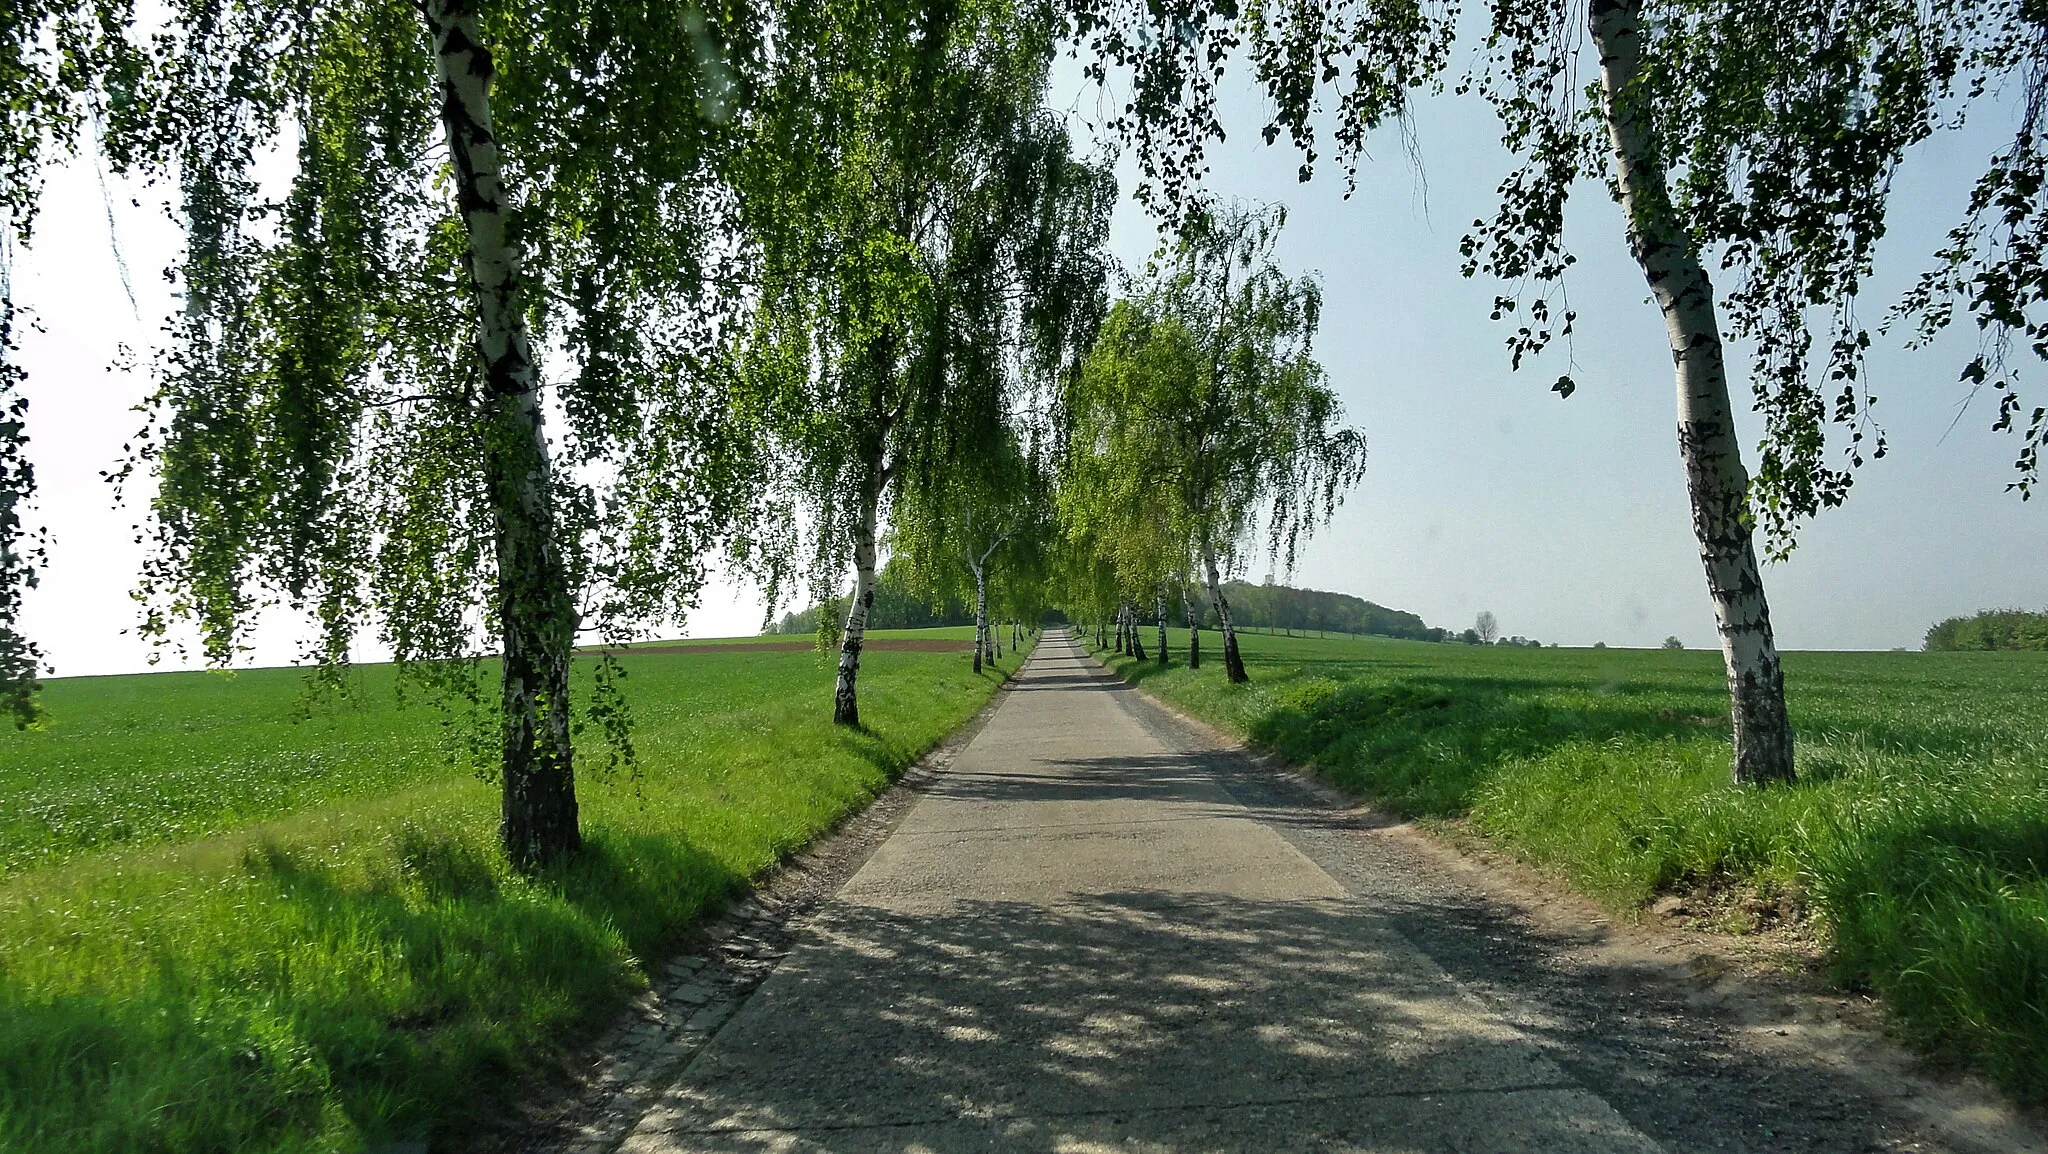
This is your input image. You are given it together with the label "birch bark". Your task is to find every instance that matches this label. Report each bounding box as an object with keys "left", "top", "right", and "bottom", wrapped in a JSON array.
[
  {"left": 1591, "top": 0, "right": 1794, "bottom": 784},
  {"left": 1184, "top": 589, "right": 1201, "bottom": 669},
  {"left": 1128, "top": 602, "right": 1148, "bottom": 660},
  {"left": 835, "top": 452, "right": 887, "bottom": 727},
  {"left": 971, "top": 559, "right": 987, "bottom": 674},
  {"left": 1155, "top": 586, "right": 1168, "bottom": 665},
  {"left": 426, "top": 0, "right": 581, "bottom": 867},
  {"left": 1201, "top": 539, "right": 1248, "bottom": 683}
]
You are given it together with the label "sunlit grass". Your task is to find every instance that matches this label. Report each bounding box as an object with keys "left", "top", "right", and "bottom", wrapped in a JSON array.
[
  {"left": 1102, "top": 630, "right": 2048, "bottom": 1106},
  {"left": 0, "top": 633, "right": 1025, "bottom": 1152}
]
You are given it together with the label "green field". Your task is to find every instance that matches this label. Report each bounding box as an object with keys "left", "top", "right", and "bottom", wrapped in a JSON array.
[
  {"left": 0, "top": 631, "right": 1023, "bottom": 1153},
  {"left": 1098, "top": 629, "right": 2048, "bottom": 1106}
]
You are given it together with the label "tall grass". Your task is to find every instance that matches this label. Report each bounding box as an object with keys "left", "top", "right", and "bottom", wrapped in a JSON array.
[
  {"left": 0, "top": 635, "right": 1021, "bottom": 1152},
  {"left": 1101, "top": 631, "right": 2048, "bottom": 1107}
]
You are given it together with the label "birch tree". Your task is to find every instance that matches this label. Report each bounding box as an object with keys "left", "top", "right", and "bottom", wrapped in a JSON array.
[
  {"left": 738, "top": 0, "right": 1111, "bottom": 726},
  {"left": 107, "top": 0, "right": 765, "bottom": 867},
  {"left": 1064, "top": 0, "right": 1454, "bottom": 227},
  {"left": 1057, "top": 398, "right": 1188, "bottom": 665},
  {"left": 1065, "top": 203, "right": 1366, "bottom": 683},
  {"left": 1455, "top": 0, "right": 1986, "bottom": 784},
  {"left": 1059, "top": 524, "right": 1123, "bottom": 652}
]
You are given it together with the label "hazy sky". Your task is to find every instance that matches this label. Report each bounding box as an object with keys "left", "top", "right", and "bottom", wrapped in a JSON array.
[{"left": 10, "top": 32, "right": 2045, "bottom": 677}]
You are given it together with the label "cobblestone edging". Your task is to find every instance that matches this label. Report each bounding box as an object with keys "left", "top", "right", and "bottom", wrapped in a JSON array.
[{"left": 526, "top": 659, "right": 1026, "bottom": 1154}]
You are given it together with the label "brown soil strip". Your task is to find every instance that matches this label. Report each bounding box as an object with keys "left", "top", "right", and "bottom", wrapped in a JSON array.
[{"left": 597, "top": 639, "right": 974, "bottom": 655}]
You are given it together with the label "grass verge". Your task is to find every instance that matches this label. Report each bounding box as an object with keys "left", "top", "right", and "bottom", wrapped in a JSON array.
[
  {"left": 1096, "top": 628, "right": 2048, "bottom": 1107},
  {"left": 0, "top": 631, "right": 1027, "bottom": 1152}
]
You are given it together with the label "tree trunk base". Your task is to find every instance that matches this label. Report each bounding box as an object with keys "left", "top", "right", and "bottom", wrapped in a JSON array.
[
  {"left": 1224, "top": 638, "right": 1248, "bottom": 683},
  {"left": 501, "top": 760, "right": 580, "bottom": 871},
  {"left": 1730, "top": 655, "right": 1794, "bottom": 785}
]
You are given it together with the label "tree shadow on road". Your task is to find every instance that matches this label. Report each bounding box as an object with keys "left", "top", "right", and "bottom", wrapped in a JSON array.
[{"left": 635, "top": 888, "right": 1931, "bottom": 1154}]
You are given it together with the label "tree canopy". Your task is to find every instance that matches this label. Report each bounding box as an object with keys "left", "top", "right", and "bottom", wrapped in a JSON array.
[
  {"left": 14, "top": 0, "right": 2042, "bottom": 831},
  {"left": 736, "top": 0, "right": 1112, "bottom": 723}
]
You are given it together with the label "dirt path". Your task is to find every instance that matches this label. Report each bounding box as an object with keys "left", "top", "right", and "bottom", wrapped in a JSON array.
[{"left": 541, "top": 629, "right": 2040, "bottom": 1154}]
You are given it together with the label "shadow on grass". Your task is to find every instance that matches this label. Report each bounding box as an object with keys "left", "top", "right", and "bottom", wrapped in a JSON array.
[
  {"left": 0, "top": 992, "right": 333, "bottom": 1154},
  {"left": 1230, "top": 675, "right": 1729, "bottom": 818},
  {"left": 0, "top": 826, "right": 749, "bottom": 1154}
]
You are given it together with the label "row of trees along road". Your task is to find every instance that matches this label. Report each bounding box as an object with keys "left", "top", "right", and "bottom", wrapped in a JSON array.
[
  {"left": 893, "top": 426, "right": 1056, "bottom": 676},
  {"left": 1059, "top": 203, "right": 1367, "bottom": 684},
  {"left": 0, "top": 0, "right": 2042, "bottom": 867},
  {"left": 736, "top": 0, "right": 1111, "bottom": 725}
]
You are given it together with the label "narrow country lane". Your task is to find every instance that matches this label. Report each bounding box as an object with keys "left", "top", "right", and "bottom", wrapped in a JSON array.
[{"left": 589, "top": 630, "right": 2031, "bottom": 1154}]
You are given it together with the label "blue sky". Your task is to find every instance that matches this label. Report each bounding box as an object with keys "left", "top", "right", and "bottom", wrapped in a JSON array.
[{"left": 10, "top": 33, "right": 2045, "bottom": 676}]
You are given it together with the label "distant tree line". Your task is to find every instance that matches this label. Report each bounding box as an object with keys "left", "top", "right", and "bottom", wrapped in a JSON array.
[
  {"left": 1460, "top": 631, "right": 1545, "bottom": 648},
  {"left": 1924, "top": 610, "right": 2048, "bottom": 652},
  {"left": 1212, "top": 581, "right": 1440, "bottom": 641},
  {"left": 771, "top": 571, "right": 1458, "bottom": 645}
]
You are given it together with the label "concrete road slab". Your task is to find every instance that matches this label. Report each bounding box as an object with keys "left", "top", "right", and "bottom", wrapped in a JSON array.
[
  {"left": 617, "top": 631, "right": 1662, "bottom": 1154},
  {"left": 622, "top": 1087, "right": 1659, "bottom": 1154}
]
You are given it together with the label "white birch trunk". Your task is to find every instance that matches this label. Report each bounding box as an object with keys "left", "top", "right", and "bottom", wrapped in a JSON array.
[
  {"left": 1155, "top": 586, "right": 1168, "bottom": 665},
  {"left": 1591, "top": 0, "right": 1793, "bottom": 784},
  {"left": 1201, "top": 540, "right": 1247, "bottom": 683},
  {"left": 1184, "top": 588, "right": 1201, "bottom": 669},
  {"left": 835, "top": 456, "right": 885, "bottom": 727},
  {"left": 426, "top": 0, "right": 580, "bottom": 867},
  {"left": 971, "top": 560, "right": 988, "bottom": 675}
]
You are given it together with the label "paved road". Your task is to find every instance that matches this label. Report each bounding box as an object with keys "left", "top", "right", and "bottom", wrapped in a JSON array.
[{"left": 609, "top": 630, "right": 1995, "bottom": 1154}]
